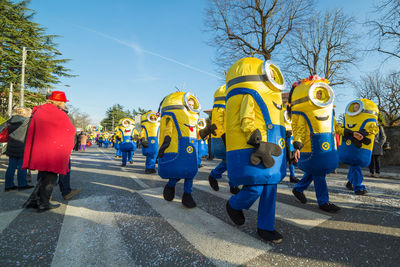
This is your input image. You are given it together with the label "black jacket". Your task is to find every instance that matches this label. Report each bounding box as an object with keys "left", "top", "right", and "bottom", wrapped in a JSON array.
[{"left": 6, "top": 115, "right": 30, "bottom": 158}]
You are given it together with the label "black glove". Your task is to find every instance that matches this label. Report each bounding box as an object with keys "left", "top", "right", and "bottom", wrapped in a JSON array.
[
  {"left": 285, "top": 130, "right": 292, "bottom": 139},
  {"left": 358, "top": 129, "right": 371, "bottom": 145},
  {"left": 141, "top": 137, "right": 149, "bottom": 148},
  {"left": 116, "top": 136, "right": 121, "bottom": 141},
  {"left": 221, "top": 133, "right": 226, "bottom": 147},
  {"left": 293, "top": 141, "right": 304, "bottom": 150},
  {"left": 250, "top": 142, "right": 282, "bottom": 168},
  {"left": 199, "top": 121, "right": 217, "bottom": 139},
  {"left": 158, "top": 136, "right": 171, "bottom": 158},
  {"left": 247, "top": 129, "right": 282, "bottom": 168}
]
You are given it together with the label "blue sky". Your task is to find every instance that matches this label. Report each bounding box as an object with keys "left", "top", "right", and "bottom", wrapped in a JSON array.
[{"left": 27, "top": 0, "right": 394, "bottom": 123}]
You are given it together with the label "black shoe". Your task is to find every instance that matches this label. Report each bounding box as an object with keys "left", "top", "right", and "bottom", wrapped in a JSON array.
[
  {"left": 130, "top": 161, "right": 133, "bottom": 164},
  {"left": 208, "top": 175, "right": 219, "bottom": 191},
  {"left": 145, "top": 168, "right": 156, "bottom": 174},
  {"left": 319, "top": 202, "right": 340, "bottom": 213},
  {"left": 226, "top": 201, "right": 245, "bottom": 225},
  {"left": 290, "top": 176, "right": 300, "bottom": 183},
  {"left": 230, "top": 186, "right": 240, "bottom": 195},
  {"left": 292, "top": 189, "right": 307, "bottom": 204},
  {"left": 345, "top": 181, "right": 353, "bottom": 191},
  {"left": 23, "top": 200, "right": 39, "bottom": 209},
  {"left": 182, "top": 193, "right": 197, "bottom": 208},
  {"left": 121, "top": 164, "right": 126, "bottom": 167},
  {"left": 198, "top": 164, "right": 203, "bottom": 168},
  {"left": 18, "top": 185, "right": 34, "bottom": 191},
  {"left": 4, "top": 186, "right": 18, "bottom": 192},
  {"left": 355, "top": 189, "right": 367, "bottom": 195},
  {"left": 37, "top": 203, "right": 60, "bottom": 212},
  {"left": 257, "top": 228, "right": 283, "bottom": 244},
  {"left": 163, "top": 184, "right": 175, "bottom": 201}
]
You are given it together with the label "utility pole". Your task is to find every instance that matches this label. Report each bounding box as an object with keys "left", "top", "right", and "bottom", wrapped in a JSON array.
[
  {"left": 20, "top": 46, "right": 26, "bottom": 107},
  {"left": 112, "top": 115, "right": 114, "bottom": 130},
  {"left": 8, "top": 83, "right": 13, "bottom": 117}
]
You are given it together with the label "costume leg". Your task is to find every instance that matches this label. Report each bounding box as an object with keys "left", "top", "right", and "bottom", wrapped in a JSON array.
[
  {"left": 122, "top": 152, "right": 127, "bottom": 165},
  {"left": 5, "top": 157, "right": 18, "bottom": 188},
  {"left": 167, "top": 178, "right": 180, "bottom": 188},
  {"left": 16, "top": 157, "right": 28, "bottom": 187},
  {"left": 128, "top": 151, "right": 134, "bottom": 162},
  {"left": 313, "top": 175, "right": 329, "bottom": 205},
  {"left": 351, "top": 165, "right": 366, "bottom": 192},
  {"left": 293, "top": 172, "right": 313, "bottom": 192},
  {"left": 289, "top": 164, "right": 295, "bottom": 177},
  {"left": 210, "top": 160, "right": 227, "bottom": 179},
  {"left": 257, "top": 184, "right": 277, "bottom": 231},
  {"left": 146, "top": 154, "right": 157, "bottom": 169},
  {"left": 347, "top": 167, "right": 354, "bottom": 185},
  {"left": 229, "top": 185, "right": 263, "bottom": 210},
  {"left": 183, "top": 179, "right": 194, "bottom": 194}
]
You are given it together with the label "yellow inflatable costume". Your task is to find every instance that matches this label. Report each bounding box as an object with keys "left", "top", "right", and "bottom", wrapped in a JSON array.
[{"left": 140, "top": 111, "right": 160, "bottom": 173}]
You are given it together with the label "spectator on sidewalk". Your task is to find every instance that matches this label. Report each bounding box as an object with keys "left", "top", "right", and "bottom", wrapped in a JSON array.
[
  {"left": 4, "top": 107, "right": 34, "bottom": 192},
  {"left": 22, "top": 91, "right": 75, "bottom": 212},
  {"left": 58, "top": 160, "right": 81, "bottom": 200},
  {"left": 79, "top": 132, "right": 88, "bottom": 151},
  {"left": 369, "top": 122, "right": 386, "bottom": 178}
]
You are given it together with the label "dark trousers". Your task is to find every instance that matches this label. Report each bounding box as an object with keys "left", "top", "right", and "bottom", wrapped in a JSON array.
[
  {"left": 59, "top": 160, "right": 72, "bottom": 196},
  {"left": 369, "top": 155, "right": 380, "bottom": 174},
  {"left": 24, "top": 171, "right": 58, "bottom": 207}
]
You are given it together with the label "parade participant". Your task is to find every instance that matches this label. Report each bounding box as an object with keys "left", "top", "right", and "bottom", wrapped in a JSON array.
[
  {"left": 224, "top": 58, "right": 287, "bottom": 243},
  {"left": 158, "top": 92, "right": 201, "bottom": 208},
  {"left": 140, "top": 111, "right": 160, "bottom": 174},
  {"left": 103, "top": 132, "right": 111, "bottom": 148},
  {"left": 283, "top": 106, "right": 299, "bottom": 183},
  {"left": 22, "top": 91, "right": 75, "bottom": 212},
  {"left": 206, "top": 85, "right": 240, "bottom": 194},
  {"left": 117, "top": 118, "right": 139, "bottom": 167},
  {"left": 338, "top": 99, "right": 379, "bottom": 195},
  {"left": 113, "top": 126, "right": 122, "bottom": 158},
  {"left": 289, "top": 75, "right": 340, "bottom": 213},
  {"left": 196, "top": 118, "right": 209, "bottom": 168},
  {"left": 98, "top": 133, "right": 104, "bottom": 147}
]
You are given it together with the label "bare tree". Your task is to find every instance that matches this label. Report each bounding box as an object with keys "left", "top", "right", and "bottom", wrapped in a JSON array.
[
  {"left": 204, "top": 0, "right": 312, "bottom": 71},
  {"left": 366, "top": 0, "right": 400, "bottom": 60},
  {"left": 286, "top": 9, "right": 358, "bottom": 86},
  {"left": 355, "top": 71, "right": 400, "bottom": 126},
  {"left": 67, "top": 106, "right": 91, "bottom": 130}
]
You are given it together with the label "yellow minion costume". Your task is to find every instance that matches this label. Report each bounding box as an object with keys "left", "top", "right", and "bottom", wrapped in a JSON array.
[
  {"left": 113, "top": 126, "right": 122, "bottom": 158},
  {"left": 117, "top": 118, "right": 139, "bottom": 166},
  {"left": 158, "top": 91, "right": 201, "bottom": 208},
  {"left": 140, "top": 111, "right": 160, "bottom": 174},
  {"left": 103, "top": 132, "right": 111, "bottom": 148},
  {"left": 97, "top": 132, "right": 104, "bottom": 147},
  {"left": 289, "top": 75, "right": 340, "bottom": 213},
  {"left": 339, "top": 99, "right": 379, "bottom": 194},
  {"left": 225, "top": 57, "right": 286, "bottom": 243}
]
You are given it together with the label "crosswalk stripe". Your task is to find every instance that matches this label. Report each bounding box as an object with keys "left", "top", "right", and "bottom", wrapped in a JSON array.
[
  {"left": 0, "top": 209, "right": 23, "bottom": 234},
  {"left": 129, "top": 174, "right": 150, "bottom": 189},
  {"left": 137, "top": 187, "right": 270, "bottom": 266},
  {"left": 51, "top": 196, "right": 132, "bottom": 267},
  {"left": 193, "top": 180, "right": 331, "bottom": 230}
]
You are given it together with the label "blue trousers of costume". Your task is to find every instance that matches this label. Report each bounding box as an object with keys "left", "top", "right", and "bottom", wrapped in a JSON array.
[
  {"left": 98, "top": 142, "right": 103, "bottom": 147},
  {"left": 289, "top": 164, "right": 295, "bottom": 177},
  {"left": 229, "top": 184, "right": 277, "bottom": 231},
  {"left": 347, "top": 165, "right": 366, "bottom": 192},
  {"left": 146, "top": 154, "right": 157, "bottom": 170},
  {"left": 122, "top": 151, "right": 134, "bottom": 165},
  {"left": 5, "top": 156, "right": 27, "bottom": 188},
  {"left": 167, "top": 178, "right": 194, "bottom": 194},
  {"left": 104, "top": 143, "right": 109, "bottom": 148},
  {"left": 293, "top": 172, "right": 329, "bottom": 205},
  {"left": 210, "top": 160, "right": 233, "bottom": 187}
]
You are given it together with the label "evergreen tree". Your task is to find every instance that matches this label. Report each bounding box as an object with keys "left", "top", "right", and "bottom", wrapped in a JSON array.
[{"left": 101, "top": 104, "right": 132, "bottom": 131}]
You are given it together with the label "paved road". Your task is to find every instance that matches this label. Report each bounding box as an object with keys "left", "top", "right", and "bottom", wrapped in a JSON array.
[{"left": 0, "top": 147, "right": 399, "bottom": 266}]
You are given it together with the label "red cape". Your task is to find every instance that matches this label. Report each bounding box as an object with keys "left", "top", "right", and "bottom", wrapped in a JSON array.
[{"left": 23, "top": 103, "right": 75, "bottom": 175}]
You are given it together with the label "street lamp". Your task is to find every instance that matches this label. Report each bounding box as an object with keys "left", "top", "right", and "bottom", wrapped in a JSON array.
[{"left": 20, "top": 47, "right": 62, "bottom": 107}]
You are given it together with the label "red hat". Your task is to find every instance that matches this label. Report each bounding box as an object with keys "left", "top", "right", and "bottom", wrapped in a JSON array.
[{"left": 49, "top": 91, "right": 69, "bottom": 102}]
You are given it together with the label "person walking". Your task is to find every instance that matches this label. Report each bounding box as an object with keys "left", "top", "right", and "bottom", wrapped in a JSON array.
[
  {"left": 4, "top": 107, "right": 34, "bottom": 192},
  {"left": 369, "top": 122, "right": 386, "bottom": 177},
  {"left": 22, "top": 91, "right": 75, "bottom": 212},
  {"left": 79, "top": 132, "right": 88, "bottom": 151}
]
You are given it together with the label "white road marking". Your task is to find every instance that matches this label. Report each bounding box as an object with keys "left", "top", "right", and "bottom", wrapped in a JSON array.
[
  {"left": 51, "top": 196, "right": 132, "bottom": 267},
  {"left": 0, "top": 209, "right": 23, "bottom": 234},
  {"left": 130, "top": 174, "right": 150, "bottom": 189},
  {"left": 193, "top": 180, "right": 331, "bottom": 230},
  {"left": 138, "top": 187, "right": 270, "bottom": 266}
]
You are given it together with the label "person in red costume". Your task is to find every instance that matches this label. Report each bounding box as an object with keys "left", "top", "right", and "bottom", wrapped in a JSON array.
[{"left": 22, "top": 91, "right": 75, "bottom": 212}]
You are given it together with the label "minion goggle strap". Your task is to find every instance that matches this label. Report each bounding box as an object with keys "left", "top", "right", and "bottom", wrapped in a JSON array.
[
  {"left": 345, "top": 100, "right": 379, "bottom": 117},
  {"left": 214, "top": 96, "right": 226, "bottom": 102},
  {"left": 184, "top": 92, "right": 201, "bottom": 113},
  {"left": 290, "top": 83, "right": 334, "bottom": 108},
  {"left": 197, "top": 118, "right": 206, "bottom": 129},
  {"left": 226, "top": 61, "right": 286, "bottom": 91},
  {"left": 283, "top": 110, "right": 292, "bottom": 124}
]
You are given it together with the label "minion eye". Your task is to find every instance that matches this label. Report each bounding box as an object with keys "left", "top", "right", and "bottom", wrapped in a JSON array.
[
  {"left": 262, "top": 61, "right": 286, "bottom": 91},
  {"left": 197, "top": 118, "right": 206, "bottom": 129},
  {"left": 147, "top": 112, "right": 159, "bottom": 123},
  {"left": 184, "top": 92, "right": 201, "bottom": 113},
  {"left": 283, "top": 110, "right": 292, "bottom": 124},
  {"left": 308, "top": 83, "right": 334, "bottom": 108},
  {"left": 345, "top": 100, "right": 364, "bottom": 116}
]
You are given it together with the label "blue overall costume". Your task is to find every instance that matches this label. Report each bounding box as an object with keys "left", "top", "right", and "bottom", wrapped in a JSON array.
[
  {"left": 339, "top": 115, "right": 378, "bottom": 193},
  {"left": 227, "top": 88, "right": 286, "bottom": 232},
  {"left": 141, "top": 125, "right": 159, "bottom": 171},
  {"left": 292, "top": 111, "right": 338, "bottom": 205},
  {"left": 114, "top": 139, "right": 122, "bottom": 157},
  {"left": 286, "top": 134, "right": 296, "bottom": 177},
  {"left": 103, "top": 137, "right": 110, "bottom": 148},
  {"left": 159, "top": 112, "right": 198, "bottom": 194},
  {"left": 119, "top": 129, "right": 136, "bottom": 166},
  {"left": 197, "top": 138, "right": 208, "bottom": 167},
  {"left": 98, "top": 136, "right": 103, "bottom": 147}
]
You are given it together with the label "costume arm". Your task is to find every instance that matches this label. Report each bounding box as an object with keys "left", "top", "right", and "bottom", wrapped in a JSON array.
[
  {"left": 334, "top": 119, "right": 345, "bottom": 136},
  {"left": 215, "top": 108, "right": 225, "bottom": 133},
  {"left": 240, "top": 95, "right": 256, "bottom": 141},
  {"left": 292, "top": 115, "right": 306, "bottom": 149}
]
